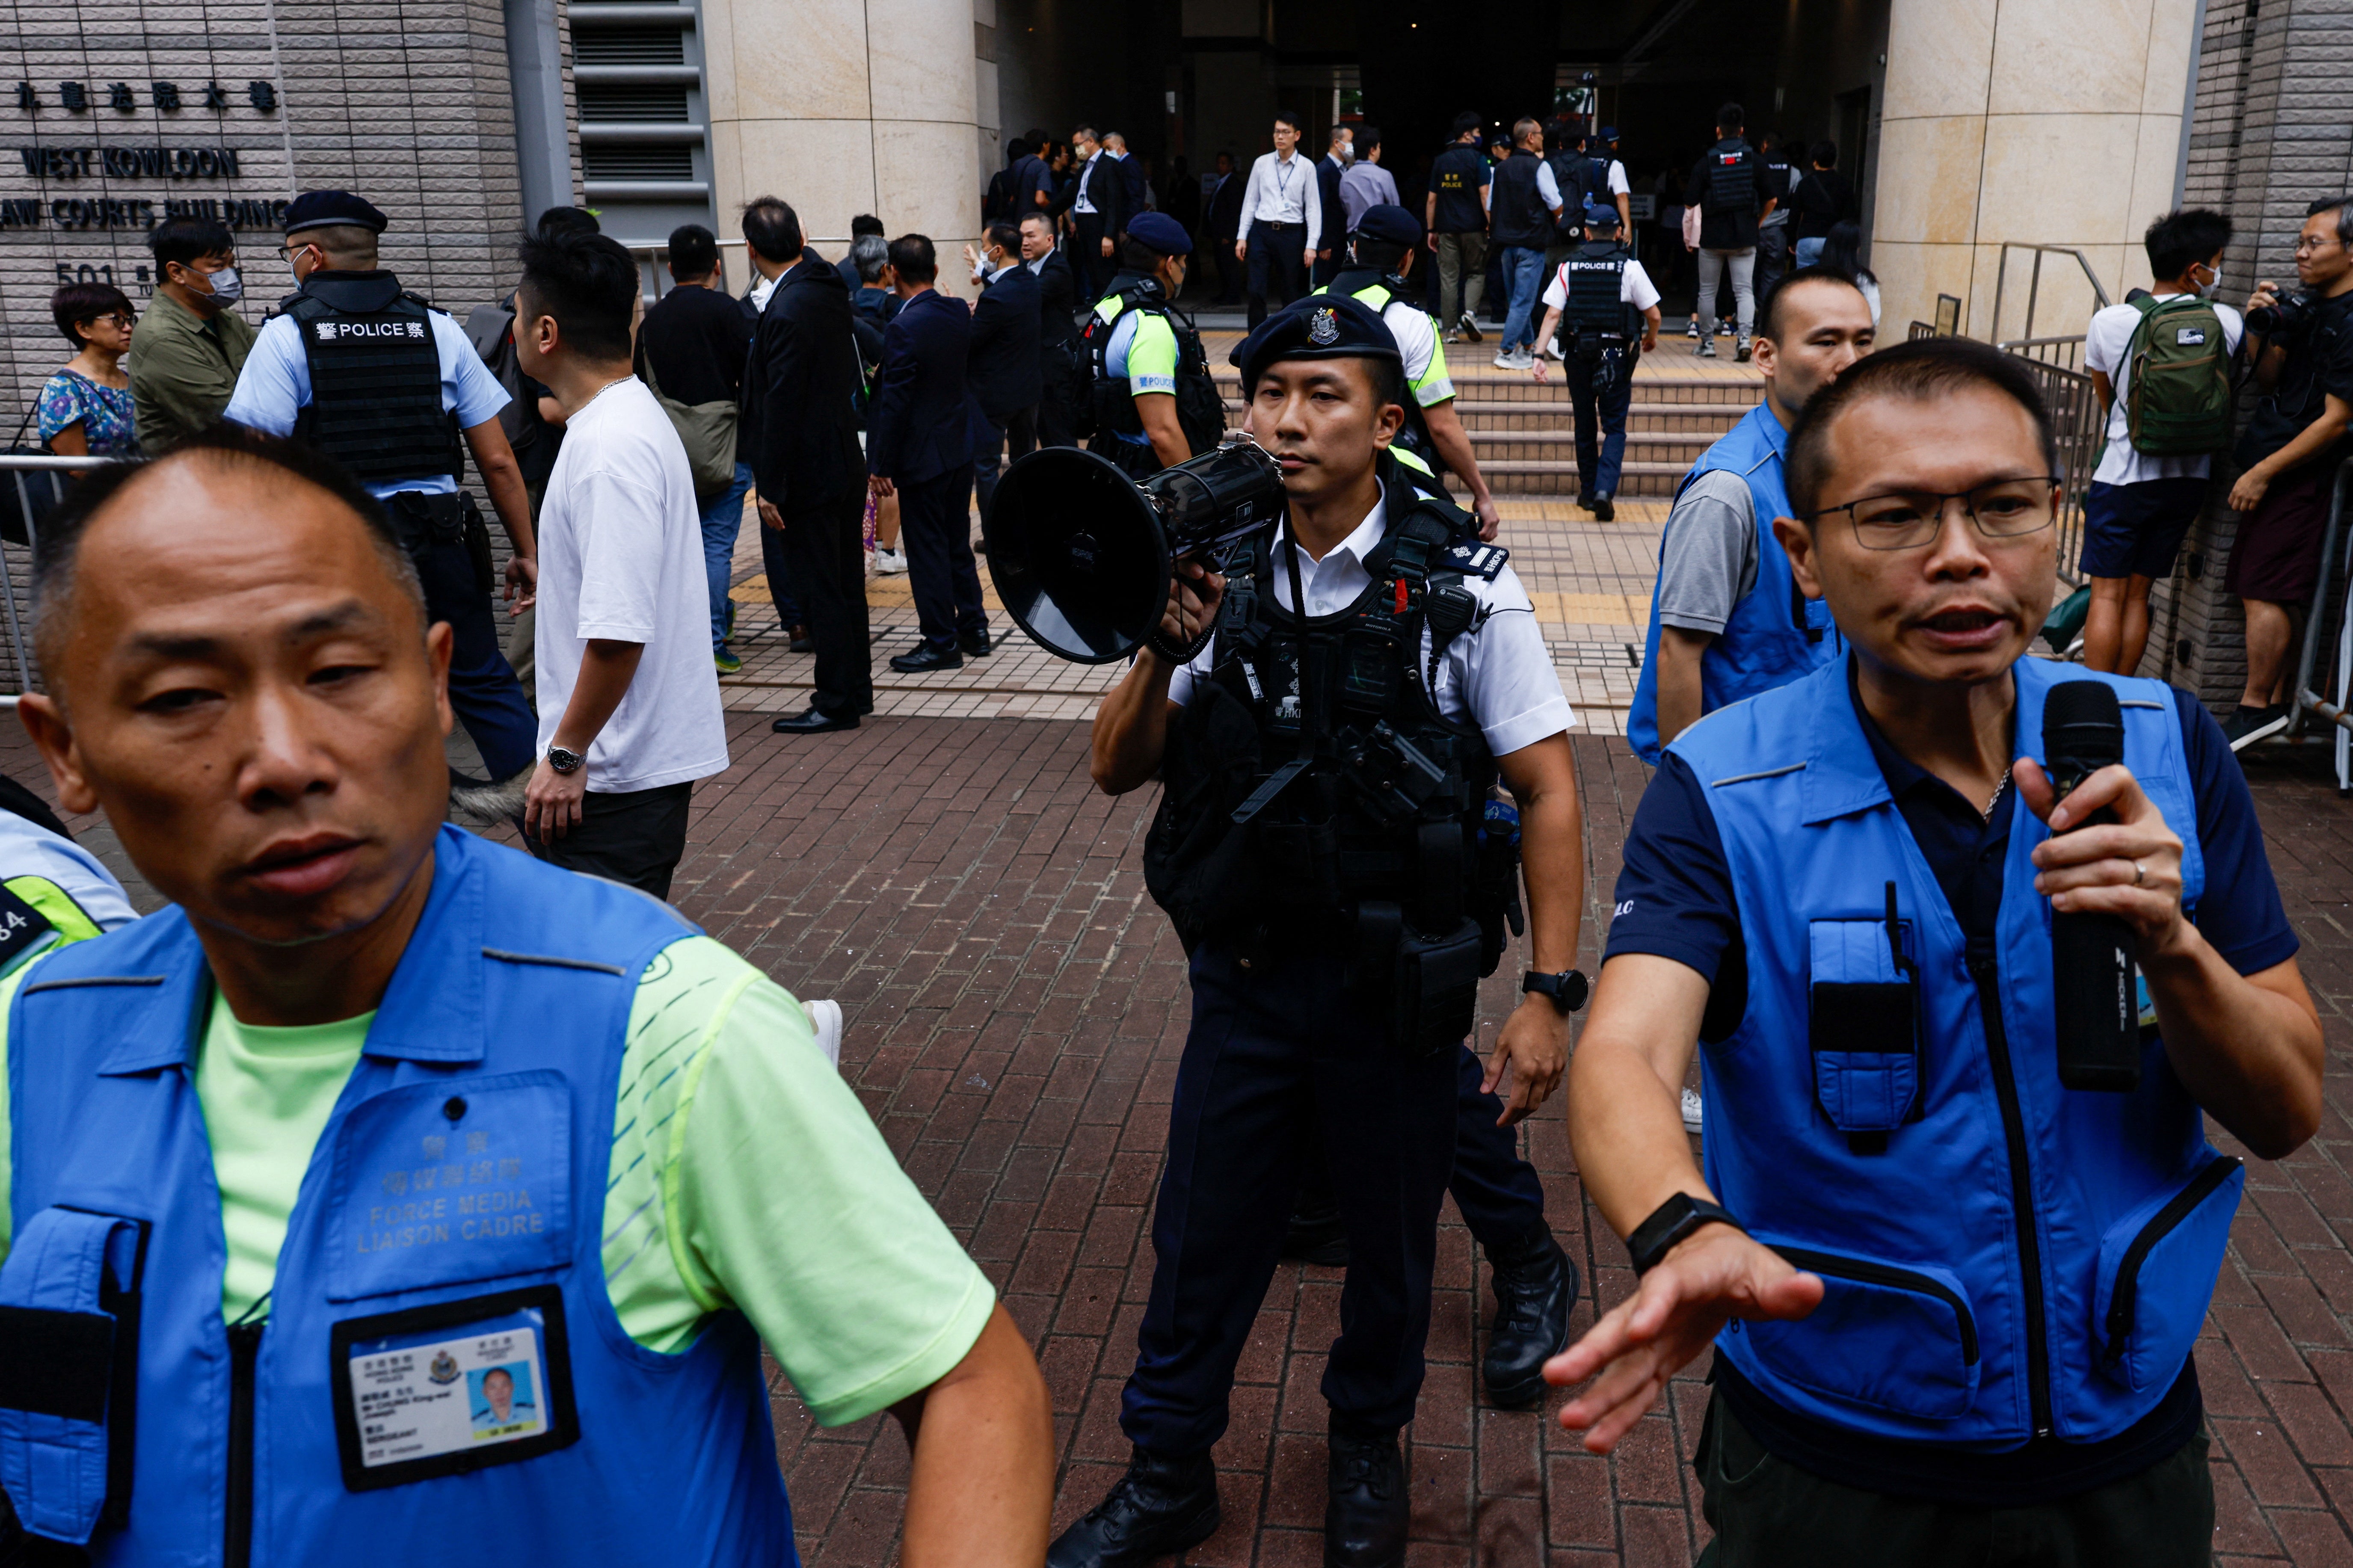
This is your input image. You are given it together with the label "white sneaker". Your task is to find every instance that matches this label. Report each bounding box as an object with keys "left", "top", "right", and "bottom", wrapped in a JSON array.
[
  {"left": 1681, "top": 1088, "right": 1704, "bottom": 1135},
  {"left": 1698, "top": 337, "right": 1718, "bottom": 358},
  {"left": 1685, "top": 317, "right": 1701, "bottom": 338},
  {"left": 873, "top": 547, "right": 909, "bottom": 576},
  {"left": 805, "top": 999, "right": 843, "bottom": 1068}
]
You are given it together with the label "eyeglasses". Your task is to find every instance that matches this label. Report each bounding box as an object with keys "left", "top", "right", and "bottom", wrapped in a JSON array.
[
  {"left": 1808, "top": 476, "right": 2062, "bottom": 551},
  {"left": 84, "top": 313, "right": 134, "bottom": 330}
]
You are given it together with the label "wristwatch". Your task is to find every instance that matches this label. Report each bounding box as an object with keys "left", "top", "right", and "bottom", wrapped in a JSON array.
[
  {"left": 545, "top": 745, "right": 584, "bottom": 776},
  {"left": 1627, "top": 1193, "right": 1744, "bottom": 1275},
  {"left": 1520, "top": 968, "right": 1591, "bottom": 1015}
]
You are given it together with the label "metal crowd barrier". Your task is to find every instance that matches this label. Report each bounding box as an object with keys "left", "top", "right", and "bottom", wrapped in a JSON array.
[
  {"left": 2286, "top": 457, "right": 2353, "bottom": 792},
  {"left": 0, "top": 452, "right": 123, "bottom": 696}
]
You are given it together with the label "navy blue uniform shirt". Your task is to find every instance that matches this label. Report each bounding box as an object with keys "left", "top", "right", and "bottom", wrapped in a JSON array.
[{"left": 1604, "top": 661, "right": 2297, "bottom": 1503}]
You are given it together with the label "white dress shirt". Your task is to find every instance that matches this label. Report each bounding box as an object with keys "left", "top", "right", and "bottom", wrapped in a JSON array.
[
  {"left": 1237, "top": 149, "right": 1321, "bottom": 242},
  {"left": 1073, "top": 154, "right": 1103, "bottom": 216}
]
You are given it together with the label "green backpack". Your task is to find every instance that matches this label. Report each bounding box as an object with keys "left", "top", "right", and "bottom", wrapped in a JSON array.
[{"left": 2122, "top": 294, "right": 2232, "bottom": 455}]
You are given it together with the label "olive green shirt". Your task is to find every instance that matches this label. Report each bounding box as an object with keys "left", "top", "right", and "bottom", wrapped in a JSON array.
[{"left": 129, "top": 290, "right": 257, "bottom": 449}]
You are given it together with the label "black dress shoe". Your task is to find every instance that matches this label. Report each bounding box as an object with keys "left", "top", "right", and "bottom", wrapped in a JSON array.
[
  {"left": 1046, "top": 1446, "right": 1219, "bottom": 1568},
  {"left": 1592, "top": 493, "right": 1615, "bottom": 523},
  {"left": 959, "top": 630, "right": 993, "bottom": 657},
  {"left": 788, "top": 624, "right": 813, "bottom": 654},
  {"left": 1325, "top": 1419, "right": 1408, "bottom": 1568},
  {"left": 771, "top": 706, "right": 858, "bottom": 734},
  {"left": 1481, "top": 1227, "right": 1577, "bottom": 1408},
  {"left": 889, "top": 644, "right": 964, "bottom": 673}
]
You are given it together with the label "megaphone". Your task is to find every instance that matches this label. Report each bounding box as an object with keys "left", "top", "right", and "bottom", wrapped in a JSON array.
[{"left": 981, "top": 440, "right": 1287, "bottom": 664}]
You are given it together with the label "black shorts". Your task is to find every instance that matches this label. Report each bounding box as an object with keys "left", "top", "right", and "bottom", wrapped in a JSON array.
[
  {"left": 2225, "top": 461, "right": 2338, "bottom": 604},
  {"left": 2077, "top": 477, "right": 2208, "bottom": 581}
]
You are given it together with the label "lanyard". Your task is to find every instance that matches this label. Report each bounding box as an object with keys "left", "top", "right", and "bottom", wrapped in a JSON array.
[{"left": 1271, "top": 154, "right": 1298, "bottom": 213}]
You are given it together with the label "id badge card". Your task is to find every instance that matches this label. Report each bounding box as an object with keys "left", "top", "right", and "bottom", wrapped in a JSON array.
[{"left": 329, "top": 1285, "right": 579, "bottom": 1491}]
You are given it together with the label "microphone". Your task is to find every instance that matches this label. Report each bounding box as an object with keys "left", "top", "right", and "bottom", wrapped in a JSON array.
[{"left": 2042, "top": 681, "right": 2140, "bottom": 1091}]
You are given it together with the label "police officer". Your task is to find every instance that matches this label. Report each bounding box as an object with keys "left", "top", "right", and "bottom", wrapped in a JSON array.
[
  {"left": 1625, "top": 267, "right": 1874, "bottom": 765},
  {"left": 224, "top": 191, "right": 540, "bottom": 800},
  {"left": 1552, "top": 336, "right": 2321, "bottom": 1565},
  {"left": 0, "top": 426, "right": 1057, "bottom": 1562},
  {"left": 1683, "top": 104, "right": 1772, "bottom": 361},
  {"left": 0, "top": 775, "right": 134, "bottom": 980},
  {"left": 1754, "top": 130, "right": 1803, "bottom": 302},
  {"left": 1309, "top": 204, "right": 1501, "bottom": 538},
  {"left": 1529, "top": 203, "right": 1663, "bottom": 521},
  {"left": 1053, "top": 296, "right": 1588, "bottom": 1568},
  {"left": 1082, "top": 210, "right": 1225, "bottom": 478}
]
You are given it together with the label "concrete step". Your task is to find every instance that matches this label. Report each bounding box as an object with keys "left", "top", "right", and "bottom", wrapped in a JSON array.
[{"left": 1469, "top": 459, "right": 1689, "bottom": 497}]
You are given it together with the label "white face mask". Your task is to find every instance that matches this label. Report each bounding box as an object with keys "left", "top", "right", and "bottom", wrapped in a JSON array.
[
  {"left": 2189, "top": 265, "right": 2217, "bottom": 299},
  {"left": 749, "top": 272, "right": 778, "bottom": 310},
  {"left": 205, "top": 265, "right": 244, "bottom": 305}
]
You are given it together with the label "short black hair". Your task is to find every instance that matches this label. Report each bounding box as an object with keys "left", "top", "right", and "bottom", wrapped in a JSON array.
[
  {"left": 1273, "top": 107, "right": 1305, "bottom": 134},
  {"left": 1716, "top": 101, "right": 1745, "bottom": 133},
  {"left": 1120, "top": 237, "right": 1168, "bottom": 270},
  {"left": 1356, "top": 124, "right": 1381, "bottom": 155},
  {"left": 147, "top": 216, "right": 234, "bottom": 271},
  {"left": 1757, "top": 265, "right": 1870, "bottom": 344},
  {"left": 741, "top": 197, "right": 803, "bottom": 263},
  {"left": 667, "top": 222, "right": 718, "bottom": 280},
  {"left": 2306, "top": 195, "right": 2353, "bottom": 251},
  {"left": 1352, "top": 236, "right": 1409, "bottom": 273},
  {"left": 1005, "top": 138, "right": 1031, "bottom": 161},
  {"left": 516, "top": 227, "right": 639, "bottom": 362},
  {"left": 985, "top": 220, "right": 1022, "bottom": 255},
  {"left": 32, "top": 423, "right": 421, "bottom": 666},
  {"left": 2143, "top": 208, "right": 2232, "bottom": 281},
  {"left": 850, "top": 212, "right": 886, "bottom": 238},
  {"left": 51, "top": 281, "right": 134, "bottom": 347},
  {"left": 1784, "top": 337, "right": 2057, "bottom": 521},
  {"left": 889, "top": 234, "right": 938, "bottom": 285},
  {"left": 1451, "top": 110, "right": 1483, "bottom": 139},
  {"left": 534, "top": 205, "right": 601, "bottom": 238},
  {"left": 1812, "top": 139, "right": 1839, "bottom": 169}
]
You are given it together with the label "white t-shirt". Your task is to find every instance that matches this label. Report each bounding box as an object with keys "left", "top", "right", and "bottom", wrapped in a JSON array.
[
  {"left": 1542, "top": 256, "right": 1662, "bottom": 314},
  {"left": 533, "top": 377, "right": 730, "bottom": 793},
  {"left": 1166, "top": 485, "right": 1575, "bottom": 757},
  {"left": 2085, "top": 295, "right": 2246, "bottom": 485}
]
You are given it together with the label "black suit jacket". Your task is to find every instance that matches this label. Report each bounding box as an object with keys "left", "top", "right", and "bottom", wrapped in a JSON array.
[
  {"left": 1075, "top": 153, "right": 1127, "bottom": 236},
  {"left": 1033, "top": 252, "right": 1080, "bottom": 346},
  {"left": 740, "top": 256, "right": 864, "bottom": 512},
  {"left": 968, "top": 263, "right": 1043, "bottom": 420},
  {"left": 868, "top": 288, "right": 977, "bottom": 483},
  {"left": 1117, "top": 154, "right": 1149, "bottom": 233},
  {"left": 1316, "top": 154, "right": 1347, "bottom": 254},
  {"left": 1207, "top": 172, "right": 1245, "bottom": 241}
]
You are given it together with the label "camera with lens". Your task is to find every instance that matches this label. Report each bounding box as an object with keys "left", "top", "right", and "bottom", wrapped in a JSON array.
[
  {"left": 2249, "top": 288, "right": 2314, "bottom": 337},
  {"left": 981, "top": 440, "right": 1287, "bottom": 664}
]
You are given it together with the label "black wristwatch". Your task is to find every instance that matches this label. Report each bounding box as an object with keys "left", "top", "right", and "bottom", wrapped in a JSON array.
[
  {"left": 1520, "top": 968, "right": 1591, "bottom": 1015},
  {"left": 545, "top": 745, "right": 584, "bottom": 776},
  {"left": 1627, "top": 1193, "right": 1744, "bottom": 1275}
]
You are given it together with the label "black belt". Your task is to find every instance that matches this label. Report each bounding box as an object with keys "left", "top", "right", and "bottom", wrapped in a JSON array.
[{"left": 1260, "top": 221, "right": 1301, "bottom": 230}]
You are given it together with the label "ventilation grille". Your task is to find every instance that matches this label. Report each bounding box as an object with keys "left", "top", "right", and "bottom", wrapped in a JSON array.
[
  {"left": 572, "top": 28, "right": 686, "bottom": 64},
  {"left": 581, "top": 144, "right": 696, "bottom": 180},
  {"left": 577, "top": 83, "right": 689, "bottom": 122}
]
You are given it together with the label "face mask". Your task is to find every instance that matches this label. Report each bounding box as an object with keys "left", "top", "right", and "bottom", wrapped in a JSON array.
[
  {"left": 2190, "top": 266, "right": 2216, "bottom": 299},
  {"left": 204, "top": 265, "right": 244, "bottom": 305},
  {"left": 750, "top": 273, "right": 778, "bottom": 310}
]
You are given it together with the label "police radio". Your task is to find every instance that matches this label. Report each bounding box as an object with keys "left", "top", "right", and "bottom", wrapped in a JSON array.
[
  {"left": 2042, "top": 680, "right": 2141, "bottom": 1091},
  {"left": 981, "top": 441, "right": 1286, "bottom": 663}
]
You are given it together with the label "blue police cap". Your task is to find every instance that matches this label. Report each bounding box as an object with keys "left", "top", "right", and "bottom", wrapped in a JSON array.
[
  {"left": 1598, "top": 125, "right": 1619, "bottom": 141},
  {"left": 1351, "top": 203, "right": 1422, "bottom": 247},
  {"left": 1584, "top": 201, "right": 1621, "bottom": 229},
  {"left": 1125, "top": 211, "right": 1192, "bottom": 256},
  {"left": 1229, "top": 293, "right": 1401, "bottom": 393},
  {"left": 284, "top": 190, "right": 390, "bottom": 237}
]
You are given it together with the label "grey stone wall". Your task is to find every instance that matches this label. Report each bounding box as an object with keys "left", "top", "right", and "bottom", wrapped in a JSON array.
[
  {"left": 0, "top": 0, "right": 542, "bottom": 425},
  {"left": 2158, "top": 0, "right": 2353, "bottom": 711}
]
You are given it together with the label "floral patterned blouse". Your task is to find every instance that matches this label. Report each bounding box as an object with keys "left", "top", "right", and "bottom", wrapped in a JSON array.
[{"left": 36, "top": 368, "right": 139, "bottom": 456}]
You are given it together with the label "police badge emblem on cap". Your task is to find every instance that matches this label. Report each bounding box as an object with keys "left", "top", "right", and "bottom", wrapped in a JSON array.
[{"left": 1309, "top": 307, "right": 1339, "bottom": 346}]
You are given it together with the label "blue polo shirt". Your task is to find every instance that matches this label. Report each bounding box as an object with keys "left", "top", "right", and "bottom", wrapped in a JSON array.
[{"left": 1604, "top": 659, "right": 2298, "bottom": 1502}]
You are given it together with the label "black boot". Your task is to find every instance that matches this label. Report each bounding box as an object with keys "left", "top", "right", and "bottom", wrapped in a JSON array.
[
  {"left": 1481, "top": 1227, "right": 1577, "bottom": 1408},
  {"left": 1047, "top": 1446, "right": 1220, "bottom": 1568},
  {"left": 1325, "top": 1416, "right": 1408, "bottom": 1568}
]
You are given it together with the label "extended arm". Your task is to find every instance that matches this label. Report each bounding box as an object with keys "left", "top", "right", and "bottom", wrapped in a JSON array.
[
  {"left": 1418, "top": 399, "right": 1499, "bottom": 539},
  {"left": 524, "top": 639, "right": 644, "bottom": 836},
  {"left": 461, "top": 416, "right": 538, "bottom": 606},
  {"left": 2018, "top": 760, "right": 2323, "bottom": 1158},
  {"left": 1654, "top": 627, "right": 1713, "bottom": 746},
  {"left": 1484, "top": 733, "right": 1584, "bottom": 1123},
  {"left": 889, "top": 1302, "right": 1055, "bottom": 1567},
  {"left": 1090, "top": 563, "right": 1224, "bottom": 793},
  {"left": 2230, "top": 391, "right": 2352, "bottom": 512},
  {"left": 1135, "top": 392, "right": 1191, "bottom": 472}
]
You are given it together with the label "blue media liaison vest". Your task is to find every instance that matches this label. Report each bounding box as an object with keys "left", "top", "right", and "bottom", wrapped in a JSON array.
[
  {"left": 0, "top": 826, "right": 796, "bottom": 1564},
  {"left": 1627, "top": 402, "right": 1842, "bottom": 764},
  {"left": 1670, "top": 657, "right": 2241, "bottom": 1448}
]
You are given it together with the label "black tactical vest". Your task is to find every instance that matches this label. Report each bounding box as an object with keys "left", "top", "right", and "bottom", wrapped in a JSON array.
[
  {"left": 1543, "top": 150, "right": 1599, "bottom": 243},
  {"left": 1563, "top": 242, "right": 1634, "bottom": 338},
  {"left": 1317, "top": 271, "right": 1444, "bottom": 476},
  {"left": 281, "top": 271, "right": 462, "bottom": 486},
  {"left": 1142, "top": 460, "right": 1523, "bottom": 1049},
  {"left": 1489, "top": 153, "right": 1548, "bottom": 249},
  {"left": 1083, "top": 274, "right": 1225, "bottom": 479},
  {"left": 1707, "top": 140, "right": 1759, "bottom": 213}
]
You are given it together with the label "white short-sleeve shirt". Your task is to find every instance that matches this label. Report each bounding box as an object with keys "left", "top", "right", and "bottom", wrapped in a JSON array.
[
  {"left": 1166, "top": 485, "right": 1575, "bottom": 757},
  {"left": 1542, "top": 256, "right": 1662, "bottom": 314}
]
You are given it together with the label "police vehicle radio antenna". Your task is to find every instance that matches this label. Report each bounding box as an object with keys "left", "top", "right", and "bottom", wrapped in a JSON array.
[{"left": 981, "top": 437, "right": 1287, "bottom": 664}]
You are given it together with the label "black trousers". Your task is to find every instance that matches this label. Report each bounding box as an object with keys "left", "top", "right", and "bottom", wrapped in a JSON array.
[
  {"left": 766, "top": 492, "right": 872, "bottom": 717},
  {"left": 1121, "top": 945, "right": 1456, "bottom": 1455},
  {"left": 1692, "top": 1393, "right": 2214, "bottom": 1568},
  {"left": 1037, "top": 353, "right": 1082, "bottom": 448},
  {"left": 387, "top": 492, "right": 537, "bottom": 781},
  {"left": 973, "top": 404, "right": 1038, "bottom": 526},
  {"left": 1072, "top": 216, "right": 1109, "bottom": 302},
  {"left": 1245, "top": 222, "right": 1308, "bottom": 328},
  {"left": 897, "top": 464, "right": 987, "bottom": 651},
  {"left": 527, "top": 781, "right": 693, "bottom": 900}
]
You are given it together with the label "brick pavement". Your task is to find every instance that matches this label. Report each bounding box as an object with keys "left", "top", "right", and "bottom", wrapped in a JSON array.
[{"left": 7, "top": 710, "right": 2353, "bottom": 1565}]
